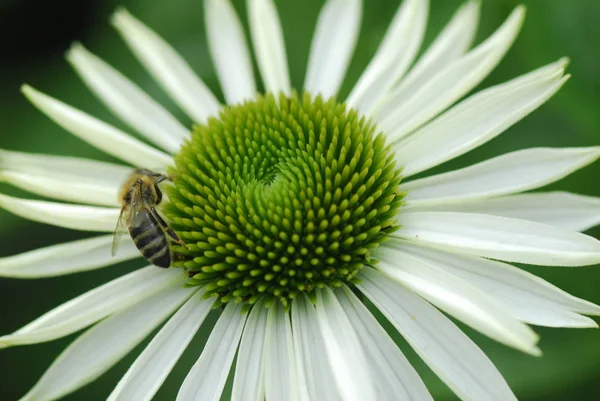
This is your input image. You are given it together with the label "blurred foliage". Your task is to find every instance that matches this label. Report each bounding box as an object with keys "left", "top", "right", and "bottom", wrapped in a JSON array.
[{"left": 1, "top": 0, "right": 599, "bottom": 400}]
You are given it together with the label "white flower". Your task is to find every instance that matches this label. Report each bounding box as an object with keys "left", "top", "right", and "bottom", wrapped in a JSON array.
[{"left": 1, "top": 0, "right": 599, "bottom": 400}]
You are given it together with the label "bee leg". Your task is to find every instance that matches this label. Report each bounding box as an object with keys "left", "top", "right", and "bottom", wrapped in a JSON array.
[
  {"left": 165, "top": 227, "right": 188, "bottom": 249},
  {"left": 151, "top": 207, "right": 189, "bottom": 249},
  {"left": 154, "top": 183, "right": 164, "bottom": 204},
  {"left": 155, "top": 175, "right": 169, "bottom": 185},
  {"left": 153, "top": 175, "right": 170, "bottom": 205},
  {"left": 157, "top": 174, "right": 176, "bottom": 183}
]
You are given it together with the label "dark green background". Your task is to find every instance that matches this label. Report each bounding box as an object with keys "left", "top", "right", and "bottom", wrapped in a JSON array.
[{"left": 1, "top": 0, "right": 599, "bottom": 399}]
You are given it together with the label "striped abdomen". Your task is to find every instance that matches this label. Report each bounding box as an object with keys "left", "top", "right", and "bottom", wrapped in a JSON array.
[{"left": 129, "top": 209, "right": 170, "bottom": 268}]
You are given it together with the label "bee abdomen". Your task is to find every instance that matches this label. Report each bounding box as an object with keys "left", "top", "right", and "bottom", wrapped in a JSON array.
[
  {"left": 130, "top": 211, "right": 171, "bottom": 268},
  {"left": 140, "top": 235, "right": 170, "bottom": 268}
]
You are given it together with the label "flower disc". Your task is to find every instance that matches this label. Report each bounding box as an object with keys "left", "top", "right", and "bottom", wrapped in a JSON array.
[{"left": 164, "top": 92, "right": 404, "bottom": 307}]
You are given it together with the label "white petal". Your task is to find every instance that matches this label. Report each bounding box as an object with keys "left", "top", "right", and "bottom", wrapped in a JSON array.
[
  {"left": 358, "top": 267, "right": 517, "bottom": 401},
  {"left": 402, "top": 147, "right": 600, "bottom": 206},
  {"left": 337, "top": 286, "right": 434, "bottom": 401},
  {"left": 0, "top": 149, "right": 129, "bottom": 182},
  {"left": 376, "top": 247, "right": 540, "bottom": 355},
  {"left": 232, "top": 301, "right": 268, "bottom": 401},
  {"left": 0, "top": 171, "right": 119, "bottom": 207},
  {"left": 291, "top": 295, "right": 341, "bottom": 401},
  {"left": 346, "top": 0, "right": 428, "bottom": 115},
  {"left": 108, "top": 290, "right": 214, "bottom": 401},
  {"left": 0, "top": 149, "right": 128, "bottom": 206},
  {"left": 0, "top": 235, "right": 139, "bottom": 278},
  {"left": 315, "top": 287, "right": 376, "bottom": 401},
  {"left": 379, "top": 6, "right": 525, "bottom": 141},
  {"left": 304, "top": 0, "right": 362, "bottom": 98},
  {"left": 19, "top": 286, "right": 194, "bottom": 401},
  {"left": 395, "top": 211, "right": 600, "bottom": 266},
  {"left": 0, "top": 194, "right": 119, "bottom": 232},
  {"left": 67, "top": 43, "right": 189, "bottom": 153},
  {"left": 389, "top": 241, "right": 600, "bottom": 328},
  {"left": 0, "top": 267, "right": 182, "bottom": 348},
  {"left": 247, "top": 0, "right": 291, "bottom": 96},
  {"left": 21, "top": 85, "right": 172, "bottom": 168},
  {"left": 204, "top": 0, "right": 256, "bottom": 105},
  {"left": 375, "top": 0, "right": 480, "bottom": 117},
  {"left": 264, "top": 303, "right": 299, "bottom": 401},
  {"left": 395, "top": 59, "right": 569, "bottom": 177},
  {"left": 404, "top": 191, "right": 600, "bottom": 233},
  {"left": 112, "top": 8, "right": 221, "bottom": 122},
  {"left": 177, "top": 303, "right": 247, "bottom": 401}
]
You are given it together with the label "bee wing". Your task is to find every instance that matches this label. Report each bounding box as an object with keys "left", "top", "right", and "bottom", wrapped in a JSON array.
[{"left": 111, "top": 205, "right": 130, "bottom": 257}]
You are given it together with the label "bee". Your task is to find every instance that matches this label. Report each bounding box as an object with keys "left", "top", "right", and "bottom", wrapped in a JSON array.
[{"left": 111, "top": 168, "right": 186, "bottom": 268}]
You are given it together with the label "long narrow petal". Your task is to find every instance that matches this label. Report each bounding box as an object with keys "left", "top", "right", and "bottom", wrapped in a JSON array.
[
  {"left": 315, "top": 287, "right": 376, "bottom": 401},
  {"left": 394, "top": 211, "right": 600, "bottom": 266},
  {"left": 21, "top": 85, "right": 172, "bottom": 167},
  {"left": 0, "top": 267, "right": 182, "bottom": 347},
  {"left": 264, "top": 303, "right": 299, "bottom": 401},
  {"left": 0, "top": 149, "right": 129, "bottom": 182},
  {"left": 401, "top": 147, "right": 600, "bottom": 206},
  {"left": 358, "top": 267, "right": 517, "bottom": 401},
  {"left": 346, "top": 0, "right": 428, "bottom": 115},
  {"left": 404, "top": 191, "right": 600, "bottom": 233},
  {"left": 0, "top": 235, "right": 139, "bottom": 278},
  {"left": 67, "top": 43, "right": 189, "bottom": 153},
  {"left": 0, "top": 194, "right": 119, "bottom": 232},
  {"left": 112, "top": 8, "right": 221, "bottom": 122},
  {"left": 379, "top": 6, "right": 525, "bottom": 141},
  {"left": 337, "top": 286, "right": 434, "bottom": 401},
  {"left": 389, "top": 240, "right": 600, "bottom": 328},
  {"left": 394, "top": 59, "right": 569, "bottom": 177},
  {"left": 0, "top": 149, "right": 128, "bottom": 206},
  {"left": 247, "top": 0, "right": 291, "bottom": 95},
  {"left": 376, "top": 0, "right": 480, "bottom": 116},
  {"left": 291, "top": 295, "right": 341, "bottom": 401},
  {"left": 108, "top": 290, "right": 214, "bottom": 401},
  {"left": 375, "top": 248, "right": 540, "bottom": 354},
  {"left": 304, "top": 0, "right": 362, "bottom": 98},
  {"left": 204, "top": 0, "right": 256, "bottom": 105},
  {"left": 19, "top": 286, "right": 194, "bottom": 401},
  {"left": 0, "top": 171, "right": 119, "bottom": 207},
  {"left": 177, "top": 303, "right": 247, "bottom": 401},
  {"left": 232, "top": 301, "right": 268, "bottom": 401}
]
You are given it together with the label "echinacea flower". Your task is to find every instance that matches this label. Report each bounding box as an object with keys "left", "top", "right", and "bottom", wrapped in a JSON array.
[{"left": 1, "top": 0, "right": 600, "bottom": 400}]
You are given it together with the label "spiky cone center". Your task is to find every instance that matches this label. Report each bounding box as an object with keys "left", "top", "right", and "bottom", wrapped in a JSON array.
[{"left": 164, "top": 92, "right": 404, "bottom": 309}]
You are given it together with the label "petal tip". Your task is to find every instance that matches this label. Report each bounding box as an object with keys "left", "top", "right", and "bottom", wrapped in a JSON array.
[
  {"left": 515, "top": 4, "right": 527, "bottom": 16},
  {"left": 0, "top": 192, "right": 11, "bottom": 203},
  {"left": 586, "top": 146, "right": 600, "bottom": 159},
  {"left": 20, "top": 84, "right": 48, "bottom": 109},
  {"left": 558, "top": 56, "right": 571, "bottom": 69},
  {"left": 562, "top": 319, "right": 599, "bottom": 329},
  {"left": 110, "top": 6, "right": 131, "bottom": 26},
  {"left": 20, "top": 83, "right": 34, "bottom": 96},
  {"left": 505, "top": 5, "right": 527, "bottom": 31},
  {"left": 529, "top": 345, "right": 543, "bottom": 357},
  {"left": 581, "top": 303, "right": 600, "bottom": 317},
  {"left": 466, "top": 0, "right": 482, "bottom": 15},
  {"left": 0, "top": 337, "right": 11, "bottom": 349},
  {"left": 65, "top": 41, "right": 86, "bottom": 62}
]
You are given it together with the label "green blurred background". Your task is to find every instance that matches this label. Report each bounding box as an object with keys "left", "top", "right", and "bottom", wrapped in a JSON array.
[{"left": 1, "top": 0, "right": 599, "bottom": 399}]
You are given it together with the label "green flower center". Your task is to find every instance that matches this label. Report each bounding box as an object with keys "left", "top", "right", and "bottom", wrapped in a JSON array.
[{"left": 164, "top": 92, "right": 404, "bottom": 308}]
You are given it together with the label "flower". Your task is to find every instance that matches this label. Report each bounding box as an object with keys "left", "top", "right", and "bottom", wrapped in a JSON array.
[{"left": 1, "top": 0, "right": 599, "bottom": 400}]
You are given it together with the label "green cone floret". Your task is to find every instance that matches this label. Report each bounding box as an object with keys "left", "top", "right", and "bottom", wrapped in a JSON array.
[{"left": 164, "top": 92, "right": 404, "bottom": 308}]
